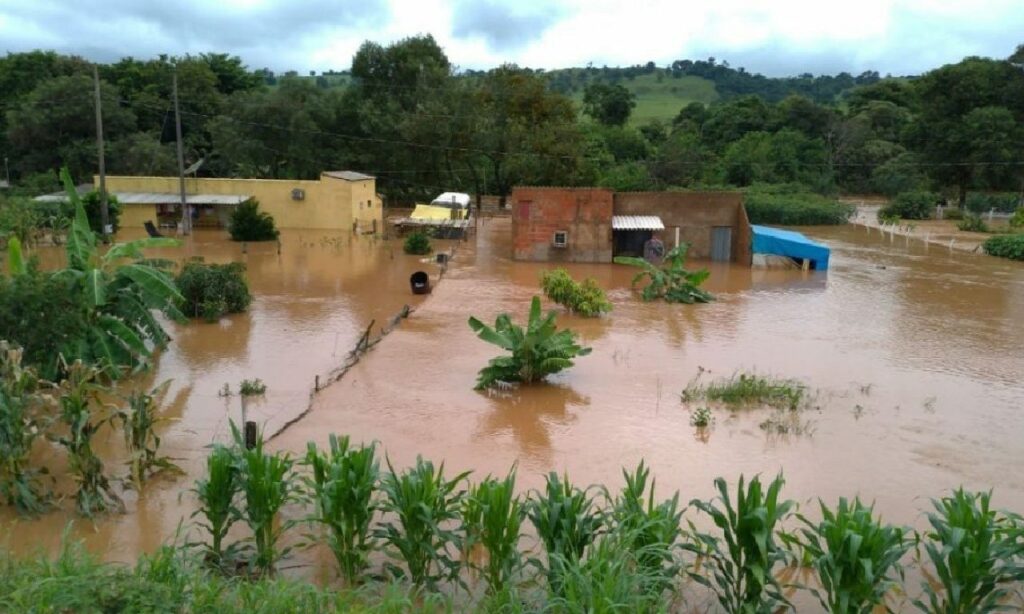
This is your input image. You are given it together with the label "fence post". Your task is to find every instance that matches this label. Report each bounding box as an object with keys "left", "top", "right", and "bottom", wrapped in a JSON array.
[
  {"left": 244, "top": 421, "right": 257, "bottom": 450},
  {"left": 315, "top": 375, "right": 320, "bottom": 392}
]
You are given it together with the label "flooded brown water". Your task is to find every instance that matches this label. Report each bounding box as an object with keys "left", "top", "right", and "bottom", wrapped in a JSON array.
[{"left": 3, "top": 217, "right": 1024, "bottom": 608}]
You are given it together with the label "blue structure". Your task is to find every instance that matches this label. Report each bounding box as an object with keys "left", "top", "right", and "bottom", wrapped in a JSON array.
[{"left": 751, "top": 225, "right": 831, "bottom": 270}]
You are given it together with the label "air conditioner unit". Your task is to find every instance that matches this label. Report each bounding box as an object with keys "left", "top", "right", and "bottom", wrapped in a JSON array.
[
  {"left": 552, "top": 230, "right": 568, "bottom": 248},
  {"left": 291, "top": 188, "right": 305, "bottom": 201}
]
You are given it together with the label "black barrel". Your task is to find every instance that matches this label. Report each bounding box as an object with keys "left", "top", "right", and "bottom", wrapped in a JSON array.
[{"left": 410, "top": 271, "right": 431, "bottom": 295}]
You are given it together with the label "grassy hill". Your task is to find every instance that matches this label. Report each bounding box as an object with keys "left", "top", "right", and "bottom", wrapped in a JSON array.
[{"left": 562, "top": 71, "right": 719, "bottom": 125}]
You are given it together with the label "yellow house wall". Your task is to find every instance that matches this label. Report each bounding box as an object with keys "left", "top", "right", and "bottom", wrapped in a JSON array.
[{"left": 99, "top": 174, "right": 379, "bottom": 231}]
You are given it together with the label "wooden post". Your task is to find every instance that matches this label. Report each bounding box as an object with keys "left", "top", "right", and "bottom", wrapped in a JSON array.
[
  {"left": 244, "top": 421, "right": 257, "bottom": 450},
  {"left": 173, "top": 69, "right": 190, "bottom": 235},
  {"left": 802, "top": 258, "right": 810, "bottom": 271},
  {"left": 674, "top": 227, "right": 680, "bottom": 248},
  {"left": 315, "top": 375, "right": 320, "bottom": 392},
  {"left": 92, "top": 65, "right": 110, "bottom": 241}
]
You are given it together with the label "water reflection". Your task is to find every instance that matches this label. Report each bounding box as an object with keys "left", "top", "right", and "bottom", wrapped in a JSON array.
[{"left": 479, "top": 385, "right": 589, "bottom": 460}]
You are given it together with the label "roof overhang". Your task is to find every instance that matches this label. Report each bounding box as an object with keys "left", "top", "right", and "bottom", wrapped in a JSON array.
[
  {"left": 35, "top": 192, "right": 251, "bottom": 206},
  {"left": 612, "top": 215, "right": 665, "bottom": 231}
]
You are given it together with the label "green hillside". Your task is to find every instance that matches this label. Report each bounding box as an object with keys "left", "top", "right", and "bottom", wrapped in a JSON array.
[{"left": 565, "top": 72, "right": 719, "bottom": 125}]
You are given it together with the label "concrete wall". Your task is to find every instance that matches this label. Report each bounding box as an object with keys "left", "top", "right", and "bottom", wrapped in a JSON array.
[
  {"left": 100, "top": 173, "right": 384, "bottom": 232},
  {"left": 613, "top": 191, "right": 751, "bottom": 264},
  {"left": 511, "top": 187, "right": 613, "bottom": 262}
]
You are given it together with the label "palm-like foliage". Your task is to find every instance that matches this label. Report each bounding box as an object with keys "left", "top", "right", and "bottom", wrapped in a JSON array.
[
  {"left": 795, "top": 497, "right": 910, "bottom": 613},
  {"left": 614, "top": 243, "right": 713, "bottom": 304},
  {"left": 468, "top": 296, "right": 591, "bottom": 390},
  {"left": 54, "top": 168, "right": 184, "bottom": 377},
  {"left": 914, "top": 489, "right": 1024, "bottom": 613}
]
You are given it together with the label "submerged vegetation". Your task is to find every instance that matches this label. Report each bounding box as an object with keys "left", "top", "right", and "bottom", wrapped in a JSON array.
[
  {"left": 983, "top": 234, "right": 1024, "bottom": 261},
  {"left": 403, "top": 231, "right": 432, "bottom": 255},
  {"left": 117, "top": 381, "right": 181, "bottom": 488},
  {"left": 228, "top": 200, "right": 279, "bottom": 242},
  {"left": 0, "top": 342, "right": 51, "bottom": 514},
  {"left": 468, "top": 296, "right": 592, "bottom": 390},
  {"left": 682, "top": 370, "right": 807, "bottom": 410},
  {"left": 175, "top": 260, "right": 253, "bottom": 321},
  {"left": 744, "top": 184, "right": 854, "bottom": 226},
  {"left": 615, "top": 243, "right": 713, "bottom": 304},
  {"left": 539, "top": 268, "right": 612, "bottom": 317}
]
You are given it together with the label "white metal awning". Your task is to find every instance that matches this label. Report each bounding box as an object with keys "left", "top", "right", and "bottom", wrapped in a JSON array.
[{"left": 612, "top": 215, "right": 665, "bottom": 231}]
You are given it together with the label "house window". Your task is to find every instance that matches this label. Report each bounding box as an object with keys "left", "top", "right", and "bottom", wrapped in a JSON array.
[
  {"left": 552, "top": 230, "right": 568, "bottom": 248},
  {"left": 367, "top": 200, "right": 372, "bottom": 208}
]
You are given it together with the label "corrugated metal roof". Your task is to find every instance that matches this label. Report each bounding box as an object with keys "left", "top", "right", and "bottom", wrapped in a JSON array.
[
  {"left": 612, "top": 215, "right": 665, "bottom": 231},
  {"left": 430, "top": 192, "right": 471, "bottom": 208},
  {"left": 323, "top": 170, "right": 374, "bottom": 181},
  {"left": 35, "top": 192, "right": 250, "bottom": 205}
]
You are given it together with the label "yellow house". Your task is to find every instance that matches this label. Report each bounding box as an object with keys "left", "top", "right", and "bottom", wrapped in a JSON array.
[{"left": 97, "top": 171, "right": 383, "bottom": 233}]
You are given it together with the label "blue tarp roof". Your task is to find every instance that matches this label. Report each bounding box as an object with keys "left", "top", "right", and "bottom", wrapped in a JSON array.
[{"left": 751, "top": 225, "right": 831, "bottom": 270}]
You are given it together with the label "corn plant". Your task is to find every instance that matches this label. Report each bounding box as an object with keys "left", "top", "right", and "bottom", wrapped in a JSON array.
[
  {"left": 468, "top": 296, "right": 592, "bottom": 390},
  {"left": 117, "top": 381, "right": 181, "bottom": 488},
  {"left": 462, "top": 470, "right": 525, "bottom": 594},
  {"left": 613, "top": 461, "right": 684, "bottom": 594},
  {"left": 794, "top": 497, "right": 910, "bottom": 613},
  {"left": 376, "top": 456, "right": 469, "bottom": 589},
  {"left": 305, "top": 435, "right": 379, "bottom": 584},
  {"left": 191, "top": 444, "right": 241, "bottom": 570},
  {"left": 234, "top": 423, "right": 298, "bottom": 576},
  {"left": 528, "top": 472, "right": 605, "bottom": 596},
  {"left": 549, "top": 531, "right": 672, "bottom": 613},
  {"left": 0, "top": 342, "right": 53, "bottom": 514},
  {"left": 913, "top": 489, "right": 1024, "bottom": 613},
  {"left": 688, "top": 474, "right": 794, "bottom": 613},
  {"left": 55, "top": 361, "right": 122, "bottom": 516}
]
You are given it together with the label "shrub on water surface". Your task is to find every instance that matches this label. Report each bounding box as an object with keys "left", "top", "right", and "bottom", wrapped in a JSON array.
[
  {"left": 540, "top": 268, "right": 612, "bottom": 317},
  {"left": 615, "top": 243, "right": 713, "bottom": 304},
  {"left": 793, "top": 497, "right": 910, "bottom": 613},
  {"left": 117, "top": 381, "right": 181, "bottom": 488},
  {"left": 229, "top": 200, "right": 279, "bottom": 242},
  {"left": 914, "top": 489, "right": 1024, "bottom": 613},
  {"left": 403, "top": 231, "right": 432, "bottom": 255},
  {"left": 688, "top": 474, "right": 795, "bottom": 614},
  {"left": 942, "top": 207, "right": 965, "bottom": 221},
  {"left": 956, "top": 214, "right": 989, "bottom": 233},
  {"left": 305, "top": 435, "right": 379, "bottom": 584},
  {"left": 682, "top": 370, "right": 807, "bottom": 410},
  {"left": 878, "top": 191, "right": 937, "bottom": 221},
  {"left": 1009, "top": 208, "right": 1024, "bottom": 229},
  {"left": 468, "top": 296, "right": 592, "bottom": 390},
  {"left": 238, "top": 378, "right": 266, "bottom": 396},
  {"left": 983, "top": 234, "right": 1024, "bottom": 261},
  {"left": 175, "top": 260, "right": 252, "bottom": 321}
]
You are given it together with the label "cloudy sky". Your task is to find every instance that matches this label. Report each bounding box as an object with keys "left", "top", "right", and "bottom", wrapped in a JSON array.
[{"left": 0, "top": 0, "right": 1021, "bottom": 76}]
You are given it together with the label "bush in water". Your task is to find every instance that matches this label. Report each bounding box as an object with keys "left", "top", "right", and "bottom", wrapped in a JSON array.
[
  {"left": 175, "top": 260, "right": 252, "bottom": 322},
  {"left": 965, "top": 192, "right": 1021, "bottom": 214},
  {"left": 403, "top": 231, "right": 432, "bottom": 255},
  {"left": 878, "top": 191, "right": 937, "bottom": 221},
  {"left": 983, "top": 234, "right": 1024, "bottom": 261},
  {"left": 540, "top": 268, "right": 612, "bottom": 317},
  {"left": 229, "top": 200, "right": 279, "bottom": 242},
  {"left": 468, "top": 296, "right": 592, "bottom": 390}
]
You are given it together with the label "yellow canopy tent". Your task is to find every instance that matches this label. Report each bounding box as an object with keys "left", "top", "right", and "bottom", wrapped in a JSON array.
[{"left": 410, "top": 203, "right": 468, "bottom": 220}]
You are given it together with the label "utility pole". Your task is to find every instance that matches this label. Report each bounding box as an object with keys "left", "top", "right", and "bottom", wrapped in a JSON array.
[
  {"left": 93, "top": 65, "right": 110, "bottom": 241},
  {"left": 173, "top": 69, "right": 190, "bottom": 235}
]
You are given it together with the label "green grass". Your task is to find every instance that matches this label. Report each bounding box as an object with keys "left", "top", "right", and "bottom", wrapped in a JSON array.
[
  {"left": 567, "top": 73, "right": 719, "bottom": 125},
  {"left": 682, "top": 371, "right": 807, "bottom": 410}
]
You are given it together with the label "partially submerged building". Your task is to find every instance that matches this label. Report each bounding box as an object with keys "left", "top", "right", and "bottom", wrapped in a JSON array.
[
  {"left": 510, "top": 187, "right": 752, "bottom": 264},
  {"left": 38, "top": 171, "right": 383, "bottom": 233}
]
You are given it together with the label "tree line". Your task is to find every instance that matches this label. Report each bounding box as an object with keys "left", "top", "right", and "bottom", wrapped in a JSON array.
[{"left": 1, "top": 38, "right": 1023, "bottom": 206}]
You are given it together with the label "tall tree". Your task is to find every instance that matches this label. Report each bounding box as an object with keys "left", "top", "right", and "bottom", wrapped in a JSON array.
[{"left": 581, "top": 82, "right": 636, "bottom": 126}]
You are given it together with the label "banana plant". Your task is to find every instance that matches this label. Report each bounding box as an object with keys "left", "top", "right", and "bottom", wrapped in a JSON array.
[
  {"left": 51, "top": 168, "right": 184, "bottom": 377},
  {"left": 468, "top": 296, "right": 592, "bottom": 390},
  {"left": 614, "top": 243, "right": 713, "bottom": 304}
]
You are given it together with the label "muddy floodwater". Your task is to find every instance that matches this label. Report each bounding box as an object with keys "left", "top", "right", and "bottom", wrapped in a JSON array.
[{"left": 3, "top": 217, "right": 1024, "bottom": 603}]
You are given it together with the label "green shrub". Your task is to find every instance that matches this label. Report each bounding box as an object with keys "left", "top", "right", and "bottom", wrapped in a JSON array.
[
  {"left": 229, "top": 200, "right": 279, "bottom": 242},
  {"left": 956, "top": 214, "right": 989, "bottom": 233},
  {"left": 175, "top": 261, "right": 252, "bottom": 321},
  {"left": 468, "top": 296, "right": 592, "bottom": 390},
  {"left": 682, "top": 371, "right": 806, "bottom": 410},
  {"left": 965, "top": 192, "right": 1021, "bottom": 214},
  {"left": 983, "top": 234, "right": 1024, "bottom": 261},
  {"left": 942, "top": 207, "right": 965, "bottom": 221},
  {"left": 1009, "top": 208, "right": 1024, "bottom": 229},
  {"left": 403, "top": 231, "right": 432, "bottom": 255},
  {"left": 878, "top": 191, "right": 936, "bottom": 221},
  {"left": 239, "top": 378, "right": 267, "bottom": 396},
  {"left": 744, "top": 185, "right": 853, "bottom": 225},
  {"left": 540, "top": 269, "right": 612, "bottom": 317},
  {"left": 73, "top": 191, "right": 121, "bottom": 235},
  {"left": 0, "top": 197, "right": 41, "bottom": 245}
]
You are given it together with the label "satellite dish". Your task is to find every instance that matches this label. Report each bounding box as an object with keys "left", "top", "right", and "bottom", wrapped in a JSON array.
[{"left": 183, "top": 157, "right": 205, "bottom": 176}]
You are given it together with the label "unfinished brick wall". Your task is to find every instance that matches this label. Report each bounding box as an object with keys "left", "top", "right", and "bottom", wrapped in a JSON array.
[
  {"left": 613, "top": 191, "right": 751, "bottom": 263},
  {"left": 511, "top": 187, "right": 613, "bottom": 262}
]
